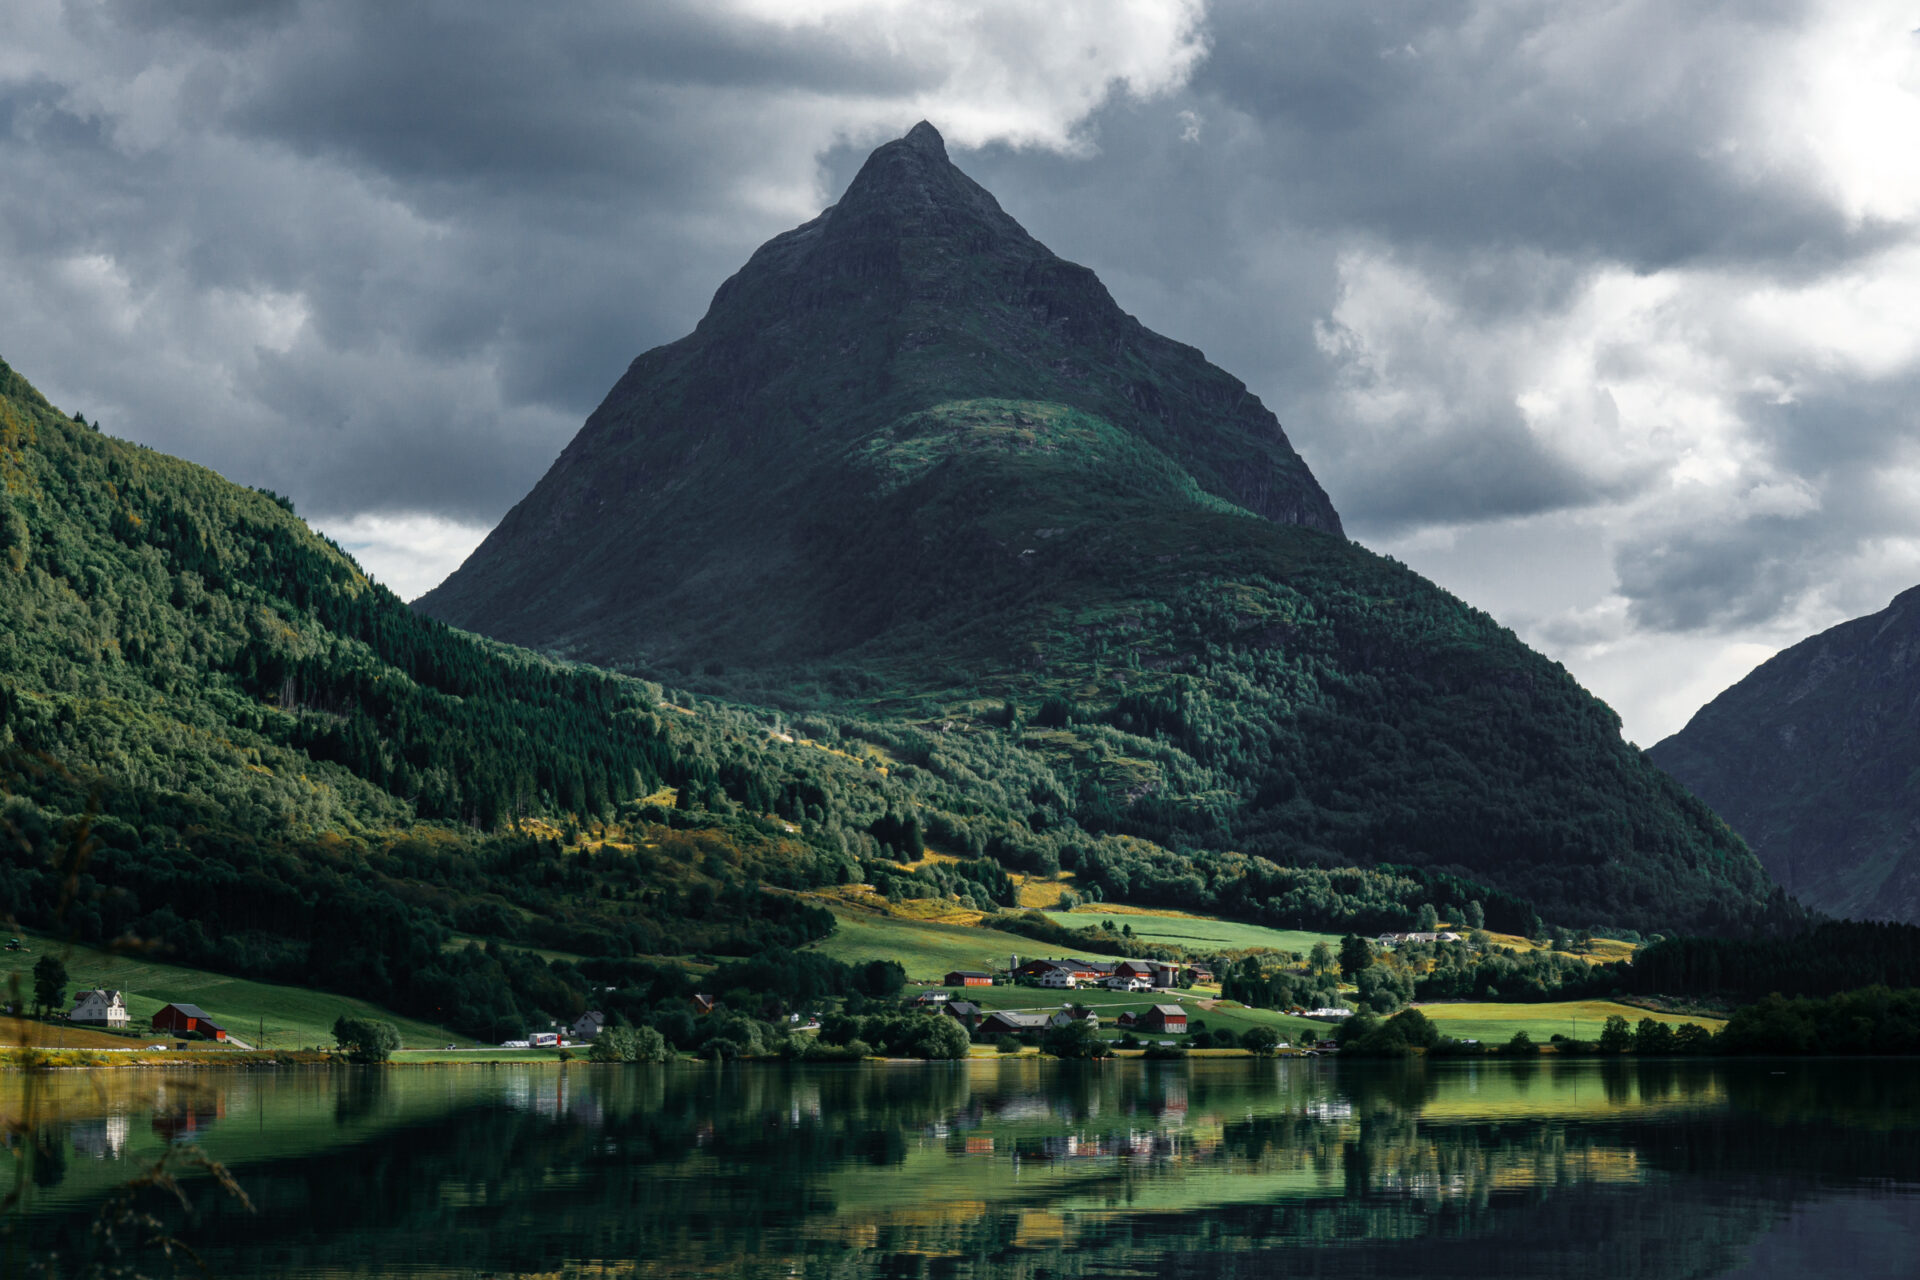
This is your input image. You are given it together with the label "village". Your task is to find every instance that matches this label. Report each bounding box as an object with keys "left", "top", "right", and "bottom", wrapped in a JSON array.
[{"left": 12, "top": 927, "right": 1673, "bottom": 1062}]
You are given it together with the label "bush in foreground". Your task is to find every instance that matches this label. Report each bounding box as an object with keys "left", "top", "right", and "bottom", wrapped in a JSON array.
[
  {"left": 332, "top": 1016, "right": 401, "bottom": 1064},
  {"left": 589, "top": 1025, "right": 673, "bottom": 1063}
]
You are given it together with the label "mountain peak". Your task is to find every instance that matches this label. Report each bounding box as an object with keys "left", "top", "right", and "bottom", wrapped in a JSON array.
[
  {"left": 901, "top": 120, "right": 946, "bottom": 156},
  {"left": 420, "top": 121, "right": 1347, "bottom": 661},
  {"left": 829, "top": 119, "right": 1007, "bottom": 236}
]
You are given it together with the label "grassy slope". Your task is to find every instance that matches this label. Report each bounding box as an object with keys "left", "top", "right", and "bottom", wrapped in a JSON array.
[
  {"left": 0, "top": 929, "right": 472, "bottom": 1048},
  {"left": 1416, "top": 1000, "right": 1724, "bottom": 1043},
  {"left": 806, "top": 904, "right": 1134, "bottom": 981},
  {"left": 1039, "top": 909, "right": 1339, "bottom": 956}
]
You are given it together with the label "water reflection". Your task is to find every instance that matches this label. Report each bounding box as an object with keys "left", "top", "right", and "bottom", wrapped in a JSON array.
[{"left": 3, "top": 1058, "right": 1917, "bottom": 1278}]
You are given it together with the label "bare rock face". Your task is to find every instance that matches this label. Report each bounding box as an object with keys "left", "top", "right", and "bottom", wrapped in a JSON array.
[
  {"left": 417, "top": 122, "right": 1340, "bottom": 666},
  {"left": 1650, "top": 586, "right": 1920, "bottom": 923}
]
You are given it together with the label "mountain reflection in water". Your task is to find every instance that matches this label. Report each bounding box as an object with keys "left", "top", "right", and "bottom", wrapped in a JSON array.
[{"left": 4, "top": 1058, "right": 1917, "bottom": 1278}]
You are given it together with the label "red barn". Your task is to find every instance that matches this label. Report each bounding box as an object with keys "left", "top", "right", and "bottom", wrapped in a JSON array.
[
  {"left": 1140, "top": 1004, "right": 1187, "bottom": 1034},
  {"left": 152, "top": 1003, "right": 227, "bottom": 1041},
  {"left": 943, "top": 970, "right": 992, "bottom": 987}
]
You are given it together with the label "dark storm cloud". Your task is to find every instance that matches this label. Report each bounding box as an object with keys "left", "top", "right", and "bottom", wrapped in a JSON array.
[
  {"left": 949, "top": 2, "right": 1920, "bottom": 662},
  {"left": 1, "top": 0, "right": 1915, "bottom": 687}
]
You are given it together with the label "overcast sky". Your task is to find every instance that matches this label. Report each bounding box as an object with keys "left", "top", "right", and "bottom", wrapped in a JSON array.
[{"left": 5, "top": 0, "right": 1919, "bottom": 744}]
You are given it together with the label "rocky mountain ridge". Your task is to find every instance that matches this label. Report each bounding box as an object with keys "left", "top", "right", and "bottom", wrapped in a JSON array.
[{"left": 1651, "top": 586, "right": 1920, "bottom": 923}]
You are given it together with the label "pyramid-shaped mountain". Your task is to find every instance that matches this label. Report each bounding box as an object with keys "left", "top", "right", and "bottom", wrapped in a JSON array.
[
  {"left": 420, "top": 124, "right": 1781, "bottom": 934},
  {"left": 1651, "top": 587, "right": 1920, "bottom": 923},
  {"left": 419, "top": 122, "right": 1339, "bottom": 663}
]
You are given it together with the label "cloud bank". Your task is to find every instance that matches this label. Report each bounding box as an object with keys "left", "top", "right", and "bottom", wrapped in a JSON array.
[{"left": 4, "top": 0, "right": 1918, "bottom": 742}]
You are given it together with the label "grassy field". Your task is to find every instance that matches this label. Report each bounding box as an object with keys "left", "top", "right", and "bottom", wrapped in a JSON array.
[
  {"left": 807, "top": 903, "right": 1137, "bottom": 981},
  {"left": 1040, "top": 909, "right": 1340, "bottom": 957},
  {"left": 0, "top": 930, "right": 472, "bottom": 1050},
  {"left": 1416, "top": 1000, "right": 1724, "bottom": 1044}
]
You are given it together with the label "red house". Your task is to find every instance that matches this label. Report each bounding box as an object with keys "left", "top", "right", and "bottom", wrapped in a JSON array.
[
  {"left": 943, "top": 970, "right": 992, "bottom": 987},
  {"left": 152, "top": 1003, "right": 227, "bottom": 1041},
  {"left": 1140, "top": 1004, "right": 1187, "bottom": 1034}
]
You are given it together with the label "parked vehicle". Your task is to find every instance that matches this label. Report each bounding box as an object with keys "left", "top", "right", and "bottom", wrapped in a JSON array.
[{"left": 529, "top": 1032, "right": 561, "bottom": 1048}]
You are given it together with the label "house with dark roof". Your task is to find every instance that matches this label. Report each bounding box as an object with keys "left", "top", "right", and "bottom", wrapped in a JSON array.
[
  {"left": 943, "top": 1001, "right": 983, "bottom": 1031},
  {"left": 979, "top": 1010, "right": 1051, "bottom": 1037},
  {"left": 70, "top": 989, "right": 128, "bottom": 1028},
  {"left": 943, "top": 970, "right": 993, "bottom": 987},
  {"left": 152, "top": 1003, "right": 226, "bottom": 1041}
]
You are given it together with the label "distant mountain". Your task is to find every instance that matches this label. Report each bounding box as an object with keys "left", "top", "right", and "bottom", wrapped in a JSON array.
[
  {"left": 1650, "top": 588, "right": 1920, "bottom": 923},
  {"left": 418, "top": 124, "right": 1781, "bottom": 935}
]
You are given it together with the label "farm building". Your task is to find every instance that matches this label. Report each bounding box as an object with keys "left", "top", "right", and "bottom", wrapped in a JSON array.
[
  {"left": 1014, "top": 958, "right": 1112, "bottom": 985},
  {"left": 979, "top": 1011, "right": 1051, "bottom": 1037},
  {"left": 70, "top": 989, "right": 129, "bottom": 1028},
  {"left": 944, "top": 970, "right": 993, "bottom": 987},
  {"left": 943, "top": 1001, "right": 983, "bottom": 1030},
  {"left": 571, "top": 1011, "right": 607, "bottom": 1040},
  {"left": 1139, "top": 1004, "right": 1187, "bottom": 1034},
  {"left": 152, "top": 1003, "right": 227, "bottom": 1041}
]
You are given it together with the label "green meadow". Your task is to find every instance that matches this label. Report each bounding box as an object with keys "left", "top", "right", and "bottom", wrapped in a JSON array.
[
  {"left": 807, "top": 906, "right": 1130, "bottom": 981},
  {"left": 1039, "top": 909, "right": 1342, "bottom": 957},
  {"left": 0, "top": 930, "right": 472, "bottom": 1049},
  {"left": 1416, "top": 1000, "right": 1725, "bottom": 1044}
]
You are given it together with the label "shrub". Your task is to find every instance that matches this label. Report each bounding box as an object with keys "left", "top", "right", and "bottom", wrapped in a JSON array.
[
  {"left": 1042, "top": 1021, "right": 1110, "bottom": 1059},
  {"left": 1501, "top": 1030, "right": 1538, "bottom": 1056},
  {"left": 1597, "top": 1014, "right": 1633, "bottom": 1054},
  {"left": 1673, "top": 1022, "right": 1715, "bottom": 1054},
  {"left": 1633, "top": 1018, "right": 1676, "bottom": 1055},
  {"left": 332, "top": 1016, "right": 401, "bottom": 1064},
  {"left": 589, "top": 1025, "right": 672, "bottom": 1063}
]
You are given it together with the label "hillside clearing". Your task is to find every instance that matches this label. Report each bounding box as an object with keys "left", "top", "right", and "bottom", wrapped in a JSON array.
[
  {"left": 1040, "top": 909, "right": 1341, "bottom": 957},
  {"left": 1416, "top": 1000, "right": 1724, "bottom": 1044}
]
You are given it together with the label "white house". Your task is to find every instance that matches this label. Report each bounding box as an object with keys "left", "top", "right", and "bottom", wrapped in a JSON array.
[
  {"left": 1104, "top": 975, "right": 1152, "bottom": 992},
  {"left": 69, "top": 989, "right": 128, "bottom": 1029},
  {"left": 1039, "top": 969, "right": 1078, "bottom": 989}
]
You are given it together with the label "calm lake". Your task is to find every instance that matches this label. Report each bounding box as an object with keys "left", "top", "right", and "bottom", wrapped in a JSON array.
[{"left": 4, "top": 1057, "right": 1918, "bottom": 1278}]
